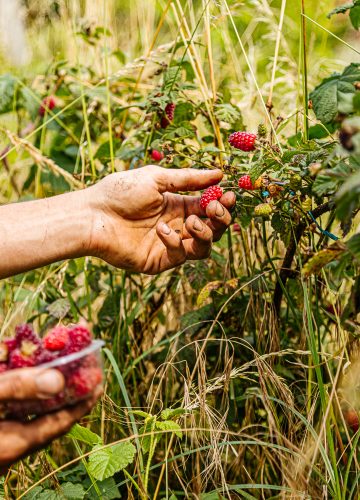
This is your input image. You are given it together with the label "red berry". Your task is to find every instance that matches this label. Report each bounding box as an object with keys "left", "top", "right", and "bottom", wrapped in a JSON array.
[
  {"left": 68, "top": 366, "right": 102, "bottom": 398},
  {"left": 0, "top": 363, "right": 7, "bottom": 373},
  {"left": 238, "top": 175, "right": 255, "bottom": 190},
  {"left": 39, "top": 96, "right": 56, "bottom": 117},
  {"left": 233, "top": 223, "right": 241, "bottom": 234},
  {"left": 15, "top": 324, "right": 37, "bottom": 345},
  {"left": 229, "top": 131, "right": 257, "bottom": 152},
  {"left": 66, "top": 325, "right": 92, "bottom": 354},
  {"left": 151, "top": 149, "right": 164, "bottom": 162},
  {"left": 36, "top": 349, "right": 57, "bottom": 365},
  {"left": 4, "top": 339, "right": 17, "bottom": 352},
  {"left": 43, "top": 326, "right": 70, "bottom": 352},
  {"left": 160, "top": 102, "right": 175, "bottom": 128},
  {"left": 200, "top": 185, "right": 223, "bottom": 210},
  {"left": 9, "top": 349, "right": 36, "bottom": 369}
]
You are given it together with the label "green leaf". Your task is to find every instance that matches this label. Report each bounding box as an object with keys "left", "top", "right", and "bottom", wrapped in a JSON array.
[
  {"left": 46, "top": 298, "right": 71, "bottom": 319},
  {"left": 88, "top": 442, "right": 136, "bottom": 481},
  {"left": 346, "top": 233, "right": 360, "bottom": 260},
  {"left": 156, "top": 420, "right": 182, "bottom": 439},
  {"left": 161, "top": 408, "right": 187, "bottom": 420},
  {"left": 350, "top": 3, "right": 360, "bottom": 29},
  {"left": 128, "top": 410, "right": 152, "bottom": 419},
  {"left": 84, "top": 477, "right": 121, "bottom": 500},
  {"left": 0, "top": 74, "right": 18, "bottom": 114},
  {"left": 309, "top": 64, "right": 360, "bottom": 124},
  {"left": 59, "top": 483, "right": 85, "bottom": 500},
  {"left": 68, "top": 424, "right": 102, "bottom": 446}
]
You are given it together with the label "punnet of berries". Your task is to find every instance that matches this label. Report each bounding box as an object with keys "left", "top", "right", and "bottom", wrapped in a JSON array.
[{"left": 0, "top": 323, "right": 104, "bottom": 419}]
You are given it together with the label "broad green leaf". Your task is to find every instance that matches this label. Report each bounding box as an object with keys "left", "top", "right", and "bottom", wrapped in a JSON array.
[
  {"left": 350, "top": 2, "right": 360, "bottom": 29},
  {"left": 0, "top": 74, "right": 18, "bottom": 114},
  {"left": 68, "top": 424, "right": 102, "bottom": 446},
  {"left": 156, "top": 420, "right": 182, "bottom": 439},
  {"left": 309, "top": 64, "right": 360, "bottom": 124},
  {"left": 128, "top": 409, "right": 152, "bottom": 419},
  {"left": 84, "top": 477, "right": 121, "bottom": 500},
  {"left": 346, "top": 233, "right": 360, "bottom": 260},
  {"left": 88, "top": 442, "right": 136, "bottom": 481},
  {"left": 59, "top": 483, "right": 85, "bottom": 500}
]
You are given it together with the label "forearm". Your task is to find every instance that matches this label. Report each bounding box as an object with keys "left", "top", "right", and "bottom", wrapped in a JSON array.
[{"left": 0, "top": 191, "right": 92, "bottom": 278}]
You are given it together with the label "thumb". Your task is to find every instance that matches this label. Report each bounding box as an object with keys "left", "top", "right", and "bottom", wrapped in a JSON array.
[
  {"left": 154, "top": 167, "right": 223, "bottom": 193},
  {"left": 0, "top": 368, "right": 65, "bottom": 401}
]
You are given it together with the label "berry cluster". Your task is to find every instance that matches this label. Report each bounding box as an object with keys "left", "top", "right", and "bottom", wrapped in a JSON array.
[
  {"left": 0, "top": 323, "right": 102, "bottom": 419},
  {"left": 200, "top": 185, "right": 223, "bottom": 209},
  {"left": 161, "top": 102, "right": 176, "bottom": 128},
  {"left": 229, "top": 131, "right": 257, "bottom": 152}
]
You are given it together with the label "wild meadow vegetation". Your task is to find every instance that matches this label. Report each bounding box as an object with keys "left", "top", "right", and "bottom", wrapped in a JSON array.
[{"left": 0, "top": 0, "right": 360, "bottom": 498}]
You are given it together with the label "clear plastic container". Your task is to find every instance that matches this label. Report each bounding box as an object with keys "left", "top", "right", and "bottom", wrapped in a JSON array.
[{"left": 5, "top": 339, "right": 105, "bottom": 420}]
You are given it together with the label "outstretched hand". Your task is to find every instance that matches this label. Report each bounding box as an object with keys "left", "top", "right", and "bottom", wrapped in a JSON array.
[{"left": 87, "top": 166, "right": 235, "bottom": 274}]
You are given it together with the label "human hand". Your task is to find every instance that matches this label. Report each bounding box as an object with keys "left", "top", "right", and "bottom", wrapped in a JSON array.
[
  {"left": 86, "top": 166, "right": 235, "bottom": 274},
  {"left": 0, "top": 368, "right": 100, "bottom": 474}
]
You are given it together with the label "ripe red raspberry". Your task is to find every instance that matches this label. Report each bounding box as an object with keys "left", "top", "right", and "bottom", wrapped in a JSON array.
[
  {"left": 66, "top": 325, "right": 92, "bottom": 354},
  {"left": 68, "top": 366, "right": 102, "bottom": 397},
  {"left": 200, "top": 185, "right": 223, "bottom": 210},
  {"left": 160, "top": 102, "right": 175, "bottom": 128},
  {"left": 238, "top": 175, "right": 255, "bottom": 190},
  {"left": 9, "top": 349, "right": 36, "bottom": 368},
  {"left": 39, "top": 96, "right": 56, "bottom": 117},
  {"left": 37, "top": 349, "right": 57, "bottom": 365},
  {"left": 4, "top": 338, "right": 17, "bottom": 352},
  {"left": 151, "top": 149, "right": 164, "bottom": 162},
  {"left": 229, "top": 131, "right": 257, "bottom": 152},
  {"left": 15, "top": 324, "right": 37, "bottom": 345},
  {"left": 0, "top": 363, "right": 7, "bottom": 373},
  {"left": 43, "top": 326, "right": 70, "bottom": 351}
]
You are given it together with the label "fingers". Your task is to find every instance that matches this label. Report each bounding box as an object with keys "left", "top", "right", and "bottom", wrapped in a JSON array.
[
  {"left": 28, "top": 390, "right": 101, "bottom": 450},
  {"left": 183, "top": 216, "right": 213, "bottom": 259},
  {"left": 0, "top": 368, "right": 65, "bottom": 401},
  {"left": 156, "top": 222, "right": 187, "bottom": 268},
  {"left": 154, "top": 167, "right": 223, "bottom": 193},
  {"left": 205, "top": 195, "right": 234, "bottom": 241},
  {"left": 0, "top": 389, "right": 101, "bottom": 468}
]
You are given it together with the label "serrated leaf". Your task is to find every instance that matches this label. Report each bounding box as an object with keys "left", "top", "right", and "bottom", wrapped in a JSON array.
[
  {"left": 336, "top": 170, "right": 360, "bottom": 221},
  {"left": 350, "top": 2, "right": 360, "bottom": 29},
  {"left": 46, "top": 298, "right": 71, "bottom": 319},
  {"left": 309, "top": 63, "right": 360, "bottom": 124},
  {"left": 85, "top": 477, "right": 121, "bottom": 500},
  {"left": 156, "top": 420, "right": 182, "bottom": 439},
  {"left": 68, "top": 424, "right": 102, "bottom": 446},
  {"left": 0, "top": 74, "right": 18, "bottom": 114},
  {"left": 59, "top": 483, "right": 85, "bottom": 500},
  {"left": 161, "top": 408, "right": 187, "bottom": 420},
  {"left": 88, "top": 442, "right": 136, "bottom": 481}
]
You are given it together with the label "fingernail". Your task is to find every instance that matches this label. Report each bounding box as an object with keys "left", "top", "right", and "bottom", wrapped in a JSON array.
[
  {"left": 215, "top": 202, "right": 225, "bottom": 217},
  {"left": 36, "top": 370, "right": 64, "bottom": 397},
  {"left": 193, "top": 218, "right": 203, "bottom": 231},
  {"left": 160, "top": 222, "right": 171, "bottom": 235}
]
